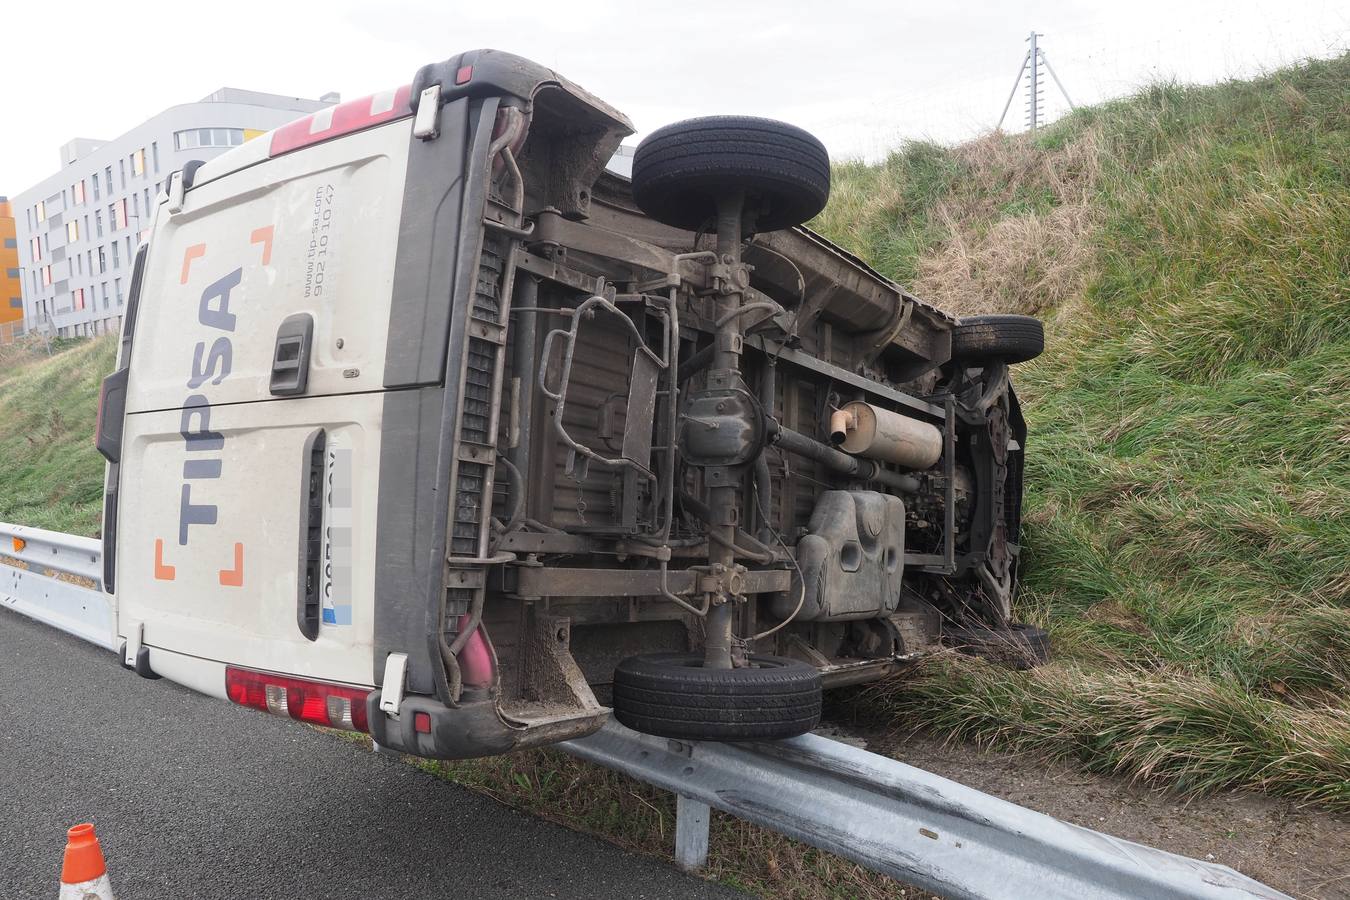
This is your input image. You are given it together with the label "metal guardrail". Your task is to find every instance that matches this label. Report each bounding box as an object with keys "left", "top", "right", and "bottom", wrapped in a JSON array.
[
  {"left": 0, "top": 523, "right": 116, "bottom": 651},
  {"left": 0, "top": 522, "right": 104, "bottom": 586},
  {"left": 561, "top": 723, "right": 1290, "bottom": 900},
  {"left": 0, "top": 523, "right": 1292, "bottom": 900}
]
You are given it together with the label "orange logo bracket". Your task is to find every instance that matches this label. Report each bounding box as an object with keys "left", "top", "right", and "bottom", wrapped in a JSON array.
[
  {"left": 250, "top": 225, "right": 274, "bottom": 266},
  {"left": 154, "top": 538, "right": 176, "bottom": 581},
  {"left": 180, "top": 243, "right": 206, "bottom": 284},
  {"left": 219, "top": 542, "right": 245, "bottom": 587}
]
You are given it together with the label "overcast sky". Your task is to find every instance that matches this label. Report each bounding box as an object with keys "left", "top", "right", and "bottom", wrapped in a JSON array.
[{"left": 3, "top": 0, "right": 1347, "bottom": 192}]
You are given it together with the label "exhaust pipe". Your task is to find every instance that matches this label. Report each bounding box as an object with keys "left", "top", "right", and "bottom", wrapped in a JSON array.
[{"left": 830, "top": 402, "right": 942, "bottom": 470}]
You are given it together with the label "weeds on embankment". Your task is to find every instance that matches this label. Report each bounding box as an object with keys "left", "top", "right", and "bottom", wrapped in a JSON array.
[
  {"left": 0, "top": 335, "right": 115, "bottom": 535},
  {"left": 816, "top": 53, "right": 1350, "bottom": 810}
]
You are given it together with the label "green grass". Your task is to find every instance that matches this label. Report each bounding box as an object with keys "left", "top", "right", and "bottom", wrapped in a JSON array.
[
  {"left": 815, "top": 53, "right": 1350, "bottom": 810},
  {"left": 0, "top": 336, "right": 116, "bottom": 535}
]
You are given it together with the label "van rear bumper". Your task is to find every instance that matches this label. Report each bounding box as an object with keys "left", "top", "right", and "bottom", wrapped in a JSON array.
[{"left": 365, "top": 691, "right": 607, "bottom": 760}]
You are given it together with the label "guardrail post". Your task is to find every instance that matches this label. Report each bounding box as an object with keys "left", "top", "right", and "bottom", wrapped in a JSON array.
[{"left": 674, "top": 794, "right": 710, "bottom": 873}]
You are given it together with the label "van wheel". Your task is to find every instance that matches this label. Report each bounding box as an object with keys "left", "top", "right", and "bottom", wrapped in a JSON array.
[
  {"left": 951, "top": 315, "right": 1045, "bottom": 364},
  {"left": 611, "top": 652, "right": 822, "bottom": 741},
  {"left": 943, "top": 623, "right": 1050, "bottom": 669},
  {"left": 631, "top": 116, "right": 830, "bottom": 234}
]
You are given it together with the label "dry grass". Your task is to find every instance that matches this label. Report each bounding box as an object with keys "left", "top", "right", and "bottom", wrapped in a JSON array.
[
  {"left": 862, "top": 659, "right": 1350, "bottom": 810},
  {"left": 911, "top": 130, "right": 1102, "bottom": 318}
]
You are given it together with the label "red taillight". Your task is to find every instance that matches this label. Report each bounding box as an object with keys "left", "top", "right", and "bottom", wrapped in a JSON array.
[
  {"left": 454, "top": 65, "right": 473, "bottom": 85},
  {"left": 225, "top": 666, "right": 370, "bottom": 733}
]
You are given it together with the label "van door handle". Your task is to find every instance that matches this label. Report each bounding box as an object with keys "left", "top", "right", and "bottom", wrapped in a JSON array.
[{"left": 270, "top": 313, "right": 315, "bottom": 396}]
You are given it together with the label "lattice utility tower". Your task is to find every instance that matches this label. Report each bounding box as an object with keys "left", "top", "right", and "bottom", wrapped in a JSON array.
[{"left": 998, "top": 31, "right": 1075, "bottom": 132}]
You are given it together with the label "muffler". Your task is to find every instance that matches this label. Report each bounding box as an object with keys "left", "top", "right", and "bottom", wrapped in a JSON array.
[{"left": 829, "top": 401, "right": 942, "bottom": 470}]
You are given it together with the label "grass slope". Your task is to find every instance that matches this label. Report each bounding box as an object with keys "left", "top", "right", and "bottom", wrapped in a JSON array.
[
  {"left": 0, "top": 336, "right": 116, "bottom": 535},
  {"left": 816, "top": 54, "right": 1350, "bottom": 810}
]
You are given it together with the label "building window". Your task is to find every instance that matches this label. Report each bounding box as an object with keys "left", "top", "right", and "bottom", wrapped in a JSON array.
[
  {"left": 115, "top": 277, "right": 123, "bottom": 304},
  {"left": 35, "top": 201, "right": 45, "bottom": 223},
  {"left": 77, "top": 253, "right": 83, "bottom": 275},
  {"left": 73, "top": 288, "right": 85, "bottom": 311},
  {"left": 111, "top": 241, "right": 121, "bottom": 269},
  {"left": 115, "top": 199, "right": 128, "bottom": 230},
  {"left": 118, "top": 159, "right": 126, "bottom": 190},
  {"left": 105, "top": 166, "right": 113, "bottom": 194},
  {"left": 72, "top": 179, "right": 86, "bottom": 205},
  {"left": 132, "top": 148, "right": 146, "bottom": 176},
  {"left": 151, "top": 141, "right": 159, "bottom": 173},
  {"left": 174, "top": 127, "right": 245, "bottom": 150},
  {"left": 95, "top": 210, "right": 103, "bottom": 237},
  {"left": 41, "top": 265, "right": 52, "bottom": 286},
  {"left": 98, "top": 246, "right": 106, "bottom": 274},
  {"left": 66, "top": 220, "right": 80, "bottom": 242},
  {"left": 132, "top": 192, "right": 140, "bottom": 220},
  {"left": 107, "top": 203, "right": 117, "bottom": 232},
  {"left": 30, "top": 236, "right": 41, "bottom": 261},
  {"left": 92, "top": 172, "right": 101, "bottom": 201},
  {"left": 125, "top": 236, "right": 132, "bottom": 259},
  {"left": 101, "top": 282, "right": 108, "bottom": 308}
]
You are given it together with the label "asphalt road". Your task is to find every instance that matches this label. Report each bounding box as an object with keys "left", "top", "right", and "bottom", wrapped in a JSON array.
[{"left": 0, "top": 611, "right": 743, "bottom": 899}]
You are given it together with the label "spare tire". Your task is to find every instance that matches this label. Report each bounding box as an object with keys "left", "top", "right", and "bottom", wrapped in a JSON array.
[
  {"left": 951, "top": 315, "right": 1045, "bottom": 364},
  {"left": 632, "top": 116, "right": 830, "bottom": 234},
  {"left": 612, "top": 652, "right": 822, "bottom": 741}
]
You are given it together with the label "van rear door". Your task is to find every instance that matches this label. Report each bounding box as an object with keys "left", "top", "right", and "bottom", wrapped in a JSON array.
[{"left": 115, "top": 111, "right": 412, "bottom": 694}]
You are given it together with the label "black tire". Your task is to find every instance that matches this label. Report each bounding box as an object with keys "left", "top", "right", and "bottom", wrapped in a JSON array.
[
  {"left": 943, "top": 623, "right": 1050, "bottom": 670},
  {"left": 632, "top": 116, "right": 830, "bottom": 234},
  {"left": 951, "top": 315, "right": 1045, "bottom": 364},
  {"left": 612, "top": 652, "right": 822, "bottom": 741}
]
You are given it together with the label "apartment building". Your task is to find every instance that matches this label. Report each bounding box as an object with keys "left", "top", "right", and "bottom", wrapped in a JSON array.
[
  {"left": 0, "top": 197, "right": 20, "bottom": 343},
  {"left": 13, "top": 88, "right": 335, "bottom": 338}
]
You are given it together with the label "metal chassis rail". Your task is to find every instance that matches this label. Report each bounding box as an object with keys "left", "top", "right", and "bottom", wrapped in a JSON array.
[{"left": 0, "top": 522, "right": 1291, "bottom": 900}]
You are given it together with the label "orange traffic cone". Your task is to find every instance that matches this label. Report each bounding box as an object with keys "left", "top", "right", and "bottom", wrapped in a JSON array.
[{"left": 59, "top": 823, "right": 115, "bottom": 900}]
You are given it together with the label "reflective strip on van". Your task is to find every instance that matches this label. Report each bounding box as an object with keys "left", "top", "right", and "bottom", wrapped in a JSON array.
[{"left": 269, "top": 86, "right": 413, "bottom": 158}]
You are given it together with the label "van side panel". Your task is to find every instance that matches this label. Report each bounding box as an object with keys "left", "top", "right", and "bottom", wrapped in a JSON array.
[
  {"left": 382, "top": 97, "right": 471, "bottom": 389},
  {"left": 375, "top": 98, "right": 499, "bottom": 696}
]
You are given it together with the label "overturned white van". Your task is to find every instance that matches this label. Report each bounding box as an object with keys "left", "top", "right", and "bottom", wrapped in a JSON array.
[{"left": 96, "top": 49, "right": 1045, "bottom": 759}]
